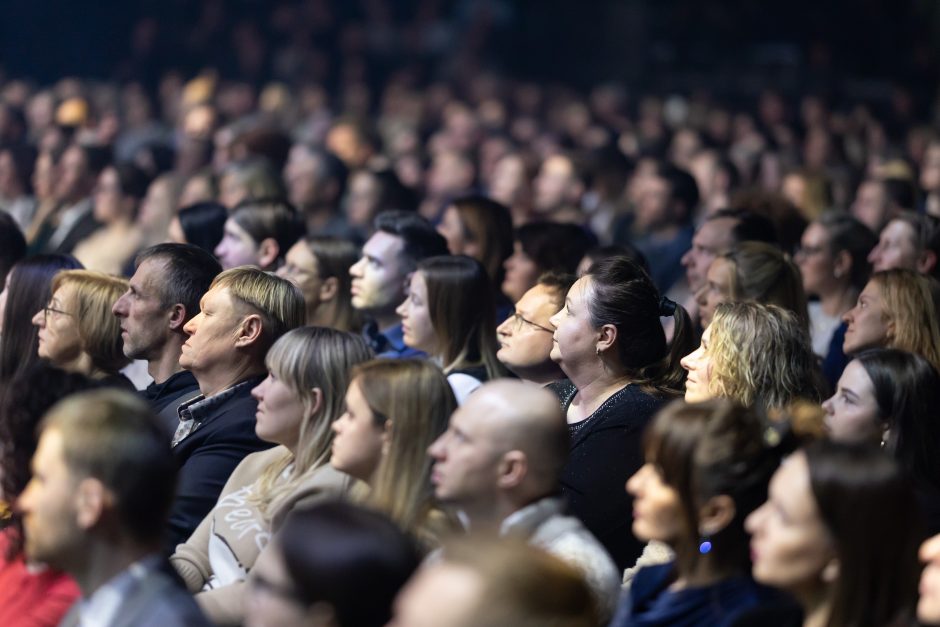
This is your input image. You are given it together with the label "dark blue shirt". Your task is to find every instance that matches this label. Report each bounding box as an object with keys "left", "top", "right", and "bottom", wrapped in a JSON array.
[{"left": 363, "top": 321, "right": 427, "bottom": 359}]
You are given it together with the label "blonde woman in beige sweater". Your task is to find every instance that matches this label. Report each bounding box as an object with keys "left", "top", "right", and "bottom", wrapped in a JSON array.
[{"left": 171, "top": 326, "right": 373, "bottom": 625}]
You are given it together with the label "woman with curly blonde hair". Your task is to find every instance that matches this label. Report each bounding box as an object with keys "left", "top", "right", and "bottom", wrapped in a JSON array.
[
  {"left": 681, "top": 302, "right": 824, "bottom": 414},
  {"left": 842, "top": 269, "right": 940, "bottom": 372}
]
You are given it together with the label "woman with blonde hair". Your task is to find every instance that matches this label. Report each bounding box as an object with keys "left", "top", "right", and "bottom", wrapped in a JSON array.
[
  {"left": 30, "top": 269, "right": 131, "bottom": 387},
  {"left": 697, "top": 240, "right": 809, "bottom": 331},
  {"left": 171, "top": 326, "right": 373, "bottom": 625},
  {"left": 842, "top": 269, "right": 940, "bottom": 373},
  {"left": 682, "top": 302, "right": 823, "bottom": 414},
  {"left": 330, "top": 359, "right": 457, "bottom": 549}
]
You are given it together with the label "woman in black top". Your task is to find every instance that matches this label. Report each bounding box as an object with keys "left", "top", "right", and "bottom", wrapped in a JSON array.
[{"left": 547, "top": 255, "right": 695, "bottom": 569}]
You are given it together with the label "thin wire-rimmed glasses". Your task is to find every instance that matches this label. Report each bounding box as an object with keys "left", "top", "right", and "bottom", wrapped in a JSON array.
[
  {"left": 506, "top": 312, "right": 553, "bottom": 333},
  {"left": 42, "top": 305, "right": 72, "bottom": 323}
]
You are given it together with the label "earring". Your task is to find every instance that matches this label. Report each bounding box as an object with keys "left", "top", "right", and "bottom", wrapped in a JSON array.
[
  {"left": 698, "top": 536, "right": 712, "bottom": 555},
  {"left": 595, "top": 347, "right": 601, "bottom": 356}
]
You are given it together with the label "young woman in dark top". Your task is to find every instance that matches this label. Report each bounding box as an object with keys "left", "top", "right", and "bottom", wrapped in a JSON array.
[
  {"left": 612, "top": 400, "right": 801, "bottom": 627},
  {"left": 396, "top": 255, "right": 505, "bottom": 404},
  {"left": 746, "top": 441, "right": 922, "bottom": 627},
  {"left": 546, "top": 255, "right": 695, "bottom": 569}
]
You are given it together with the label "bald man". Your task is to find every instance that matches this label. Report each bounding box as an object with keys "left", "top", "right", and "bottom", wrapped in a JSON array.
[{"left": 428, "top": 380, "right": 620, "bottom": 618}]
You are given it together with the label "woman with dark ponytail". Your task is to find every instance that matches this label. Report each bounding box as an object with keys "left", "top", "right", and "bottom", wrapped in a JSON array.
[{"left": 547, "top": 255, "right": 695, "bottom": 570}]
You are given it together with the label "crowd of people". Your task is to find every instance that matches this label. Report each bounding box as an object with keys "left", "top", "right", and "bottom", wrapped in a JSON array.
[{"left": 2, "top": 52, "right": 940, "bottom": 627}]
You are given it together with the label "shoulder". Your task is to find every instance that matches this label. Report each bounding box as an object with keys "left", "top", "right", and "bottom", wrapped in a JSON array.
[
  {"left": 123, "top": 567, "right": 211, "bottom": 626},
  {"left": 447, "top": 372, "right": 483, "bottom": 405},
  {"left": 227, "top": 446, "right": 290, "bottom": 485},
  {"left": 546, "top": 379, "right": 576, "bottom": 404}
]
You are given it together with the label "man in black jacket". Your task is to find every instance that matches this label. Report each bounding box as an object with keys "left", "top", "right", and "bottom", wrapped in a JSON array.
[
  {"left": 112, "top": 243, "right": 222, "bottom": 434},
  {"left": 167, "top": 266, "right": 304, "bottom": 551}
]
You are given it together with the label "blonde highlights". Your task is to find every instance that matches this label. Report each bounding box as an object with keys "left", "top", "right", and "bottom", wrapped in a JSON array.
[{"left": 871, "top": 270, "right": 940, "bottom": 372}]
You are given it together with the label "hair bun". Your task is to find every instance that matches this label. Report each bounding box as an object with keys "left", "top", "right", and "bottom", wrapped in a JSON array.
[{"left": 658, "top": 296, "right": 677, "bottom": 316}]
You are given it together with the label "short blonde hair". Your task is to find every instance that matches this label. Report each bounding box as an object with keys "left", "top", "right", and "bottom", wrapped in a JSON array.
[
  {"left": 707, "top": 302, "right": 822, "bottom": 413},
  {"left": 871, "top": 269, "right": 940, "bottom": 372},
  {"left": 210, "top": 267, "right": 305, "bottom": 350},
  {"left": 51, "top": 269, "right": 129, "bottom": 374}
]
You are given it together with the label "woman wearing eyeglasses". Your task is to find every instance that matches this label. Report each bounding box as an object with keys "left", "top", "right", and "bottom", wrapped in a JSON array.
[
  {"left": 30, "top": 269, "right": 133, "bottom": 388},
  {"left": 396, "top": 255, "right": 506, "bottom": 404}
]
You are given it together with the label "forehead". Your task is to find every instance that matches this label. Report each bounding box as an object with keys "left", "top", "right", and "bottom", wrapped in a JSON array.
[
  {"left": 696, "top": 218, "right": 736, "bottom": 249},
  {"left": 224, "top": 218, "right": 253, "bottom": 240},
  {"left": 706, "top": 257, "right": 732, "bottom": 282},
  {"left": 568, "top": 275, "right": 593, "bottom": 303},
  {"left": 410, "top": 271, "right": 429, "bottom": 294},
  {"left": 770, "top": 452, "right": 817, "bottom": 518},
  {"left": 860, "top": 280, "right": 882, "bottom": 300},
  {"left": 840, "top": 360, "right": 874, "bottom": 392},
  {"left": 363, "top": 231, "right": 404, "bottom": 262},
  {"left": 201, "top": 285, "right": 234, "bottom": 309},
  {"left": 883, "top": 220, "right": 916, "bottom": 242},
  {"left": 517, "top": 284, "right": 559, "bottom": 313},
  {"left": 34, "top": 427, "right": 66, "bottom": 470},
  {"left": 286, "top": 241, "right": 317, "bottom": 268},
  {"left": 51, "top": 281, "right": 77, "bottom": 304},
  {"left": 802, "top": 222, "right": 829, "bottom": 244},
  {"left": 132, "top": 257, "right": 169, "bottom": 287}
]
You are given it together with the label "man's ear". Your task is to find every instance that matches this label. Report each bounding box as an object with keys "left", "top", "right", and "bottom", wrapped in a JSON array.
[
  {"left": 75, "top": 478, "right": 109, "bottom": 531},
  {"left": 235, "top": 314, "right": 264, "bottom": 348},
  {"left": 168, "top": 304, "right": 187, "bottom": 332},
  {"left": 496, "top": 450, "right": 528, "bottom": 490},
  {"left": 257, "top": 238, "right": 280, "bottom": 270},
  {"left": 318, "top": 276, "right": 339, "bottom": 303}
]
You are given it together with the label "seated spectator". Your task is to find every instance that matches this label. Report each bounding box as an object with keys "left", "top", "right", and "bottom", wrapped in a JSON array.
[
  {"left": 172, "top": 327, "right": 372, "bottom": 625},
  {"left": 842, "top": 269, "right": 940, "bottom": 372},
  {"left": 850, "top": 177, "right": 897, "bottom": 233},
  {"left": 530, "top": 152, "right": 587, "bottom": 225},
  {"left": 613, "top": 400, "right": 801, "bottom": 626},
  {"left": 697, "top": 241, "right": 809, "bottom": 331},
  {"left": 436, "top": 195, "right": 514, "bottom": 295},
  {"left": 0, "top": 143, "right": 38, "bottom": 232},
  {"left": 795, "top": 213, "right": 876, "bottom": 357},
  {"left": 30, "top": 269, "right": 132, "bottom": 387},
  {"left": 430, "top": 380, "right": 620, "bottom": 618},
  {"left": 218, "top": 157, "right": 285, "bottom": 209},
  {"left": 746, "top": 441, "right": 921, "bottom": 627},
  {"left": 682, "top": 302, "right": 823, "bottom": 413},
  {"left": 0, "top": 364, "right": 97, "bottom": 627},
  {"left": 73, "top": 162, "right": 149, "bottom": 275},
  {"left": 868, "top": 212, "right": 940, "bottom": 279},
  {"left": 390, "top": 537, "right": 598, "bottom": 627},
  {"left": 168, "top": 201, "right": 227, "bottom": 255},
  {"left": 277, "top": 236, "right": 363, "bottom": 332},
  {"left": 245, "top": 502, "right": 421, "bottom": 627},
  {"left": 112, "top": 244, "right": 221, "bottom": 431},
  {"left": 822, "top": 348, "right": 940, "bottom": 533},
  {"left": 331, "top": 359, "right": 457, "bottom": 549},
  {"left": 40, "top": 143, "right": 108, "bottom": 255},
  {"left": 577, "top": 243, "right": 650, "bottom": 277},
  {"left": 547, "top": 256, "right": 694, "bottom": 570},
  {"left": 344, "top": 168, "right": 417, "bottom": 243},
  {"left": 496, "top": 272, "right": 575, "bottom": 385},
  {"left": 397, "top": 255, "right": 504, "bottom": 403},
  {"left": 350, "top": 211, "right": 448, "bottom": 358},
  {"left": 283, "top": 144, "right": 352, "bottom": 238},
  {"left": 169, "top": 267, "right": 304, "bottom": 549},
  {"left": 0, "top": 254, "right": 81, "bottom": 384},
  {"left": 214, "top": 199, "right": 302, "bottom": 271},
  {"left": 16, "top": 389, "right": 210, "bottom": 626},
  {"left": 503, "top": 222, "right": 593, "bottom": 303}
]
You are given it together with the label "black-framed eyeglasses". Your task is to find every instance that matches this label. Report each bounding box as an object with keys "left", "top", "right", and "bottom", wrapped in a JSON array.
[
  {"left": 42, "top": 305, "right": 72, "bottom": 323},
  {"left": 507, "top": 312, "right": 553, "bottom": 333}
]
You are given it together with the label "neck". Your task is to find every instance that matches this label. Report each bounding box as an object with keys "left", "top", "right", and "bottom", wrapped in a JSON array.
[
  {"left": 509, "top": 361, "right": 566, "bottom": 387},
  {"left": 671, "top": 545, "right": 741, "bottom": 590},
  {"left": 566, "top": 363, "right": 632, "bottom": 421},
  {"left": 195, "top": 361, "right": 265, "bottom": 397},
  {"left": 796, "top": 585, "right": 832, "bottom": 627},
  {"left": 372, "top": 310, "right": 401, "bottom": 333},
  {"left": 310, "top": 301, "right": 340, "bottom": 329},
  {"left": 148, "top": 337, "right": 187, "bottom": 384},
  {"left": 61, "top": 352, "right": 99, "bottom": 379},
  {"left": 460, "top": 497, "right": 519, "bottom": 532},
  {"left": 818, "top": 283, "right": 857, "bottom": 318},
  {"left": 71, "top": 537, "right": 156, "bottom": 599}
]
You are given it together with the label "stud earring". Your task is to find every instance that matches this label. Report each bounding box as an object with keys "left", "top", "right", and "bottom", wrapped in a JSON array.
[{"left": 698, "top": 536, "right": 712, "bottom": 555}]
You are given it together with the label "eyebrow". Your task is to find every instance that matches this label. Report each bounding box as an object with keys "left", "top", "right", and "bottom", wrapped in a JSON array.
[{"left": 840, "top": 386, "right": 859, "bottom": 402}]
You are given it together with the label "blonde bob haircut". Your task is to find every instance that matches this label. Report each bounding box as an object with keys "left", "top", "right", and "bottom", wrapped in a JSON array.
[
  {"left": 720, "top": 241, "right": 810, "bottom": 332},
  {"left": 251, "top": 326, "right": 373, "bottom": 520},
  {"left": 210, "top": 266, "right": 305, "bottom": 351},
  {"left": 50, "top": 269, "right": 129, "bottom": 374},
  {"left": 706, "top": 302, "right": 822, "bottom": 414},
  {"left": 870, "top": 269, "right": 940, "bottom": 372},
  {"left": 351, "top": 359, "right": 457, "bottom": 545}
]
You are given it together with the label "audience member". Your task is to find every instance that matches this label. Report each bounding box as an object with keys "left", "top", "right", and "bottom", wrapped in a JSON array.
[
  {"left": 0, "top": 212, "right": 26, "bottom": 286},
  {"left": 746, "top": 441, "right": 922, "bottom": 627},
  {"left": 842, "top": 269, "right": 940, "bottom": 372},
  {"left": 277, "top": 236, "right": 363, "bottom": 332},
  {"left": 0, "top": 254, "right": 81, "bottom": 384},
  {"left": 214, "top": 199, "right": 302, "bottom": 271},
  {"left": 283, "top": 144, "right": 351, "bottom": 238},
  {"left": 503, "top": 222, "right": 593, "bottom": 303},
  {"left": 682, "top": 302, "right": 823, "bottom": 413},
  {"left": 868, "top": 212, "right": 940, "bottom": 279},
  {"left": 245, "top": 502, "right": 421, "bottom": 627},
  {"left": 171, "top": 327, "right": 371, "bottom": 624},
  {"left": 496, "top": 272, "right": 575, "bottom": 385},
  {"left": 111, "top": 244, "right": 222, "bottom": 430},
  {"left": 16, "top": 389, "right": 210, "bottom": 626},
  {"left": 350, "top": 210, "right": 449, "bottom": 358},
  {"left": 613, "top": 400, "right": 801, "bottom": 626},
  {"left": 397, "top": 255, "right": 504, "bottom": 403},
  {"left": 168, "top": 201, "right": 227, "bottom": 254},
  {"left": 217, "top": 158, "right": 286, "bottom": 209},
  {"left": 430, "top": 380, "right": 620, "bottom": 617},
  {"left": 0, "top": 143, "right": 38, "bottom": 232},
  {"left": 546, "top": 256, "right": 694, "bottom": 569},
  {"left": 331, "top": 359, "right": 457, "bottom": 549},
  {"left": 40, "top": 144, "right": 108, "bottom": 255},
  {"left": 30, "top": 269, "right": 132, "bottom": 387},
  {"left": 169, "top": 267, "right": 304, "bottom": 550},
  {"left": 436, "top": 196, "right": 514, "bottom": 293},
  {"left": 389, "top": 537, "right": 599, "bottom": 627}
]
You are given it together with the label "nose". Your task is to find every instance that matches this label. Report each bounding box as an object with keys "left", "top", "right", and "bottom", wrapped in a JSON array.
[
  {"left": 867, "top": 246, "right": 880, "bottom": 264},
  {"left": 349, "top": 258, "right": 364, "bottom": 278},
  {"left": 31, "top": 309, "right": 44, "bottom": 327},
  {"left": 250, "top": 379, "right": 266, "bottom": 402},
  {"left": 112, "top": 293, "right": 127, "bottom": 317},
  {"left": 183, "top": 314, "right": 200, "bottom": 336},
  {"left": 842, "top": 307, "right": 855, "bottom": 324},
  {"left": 822, "top": 394, "right": 835, "bottom": 415},
  {"left": 428, "top": 434, "right": 446, "bottom": 459}
]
